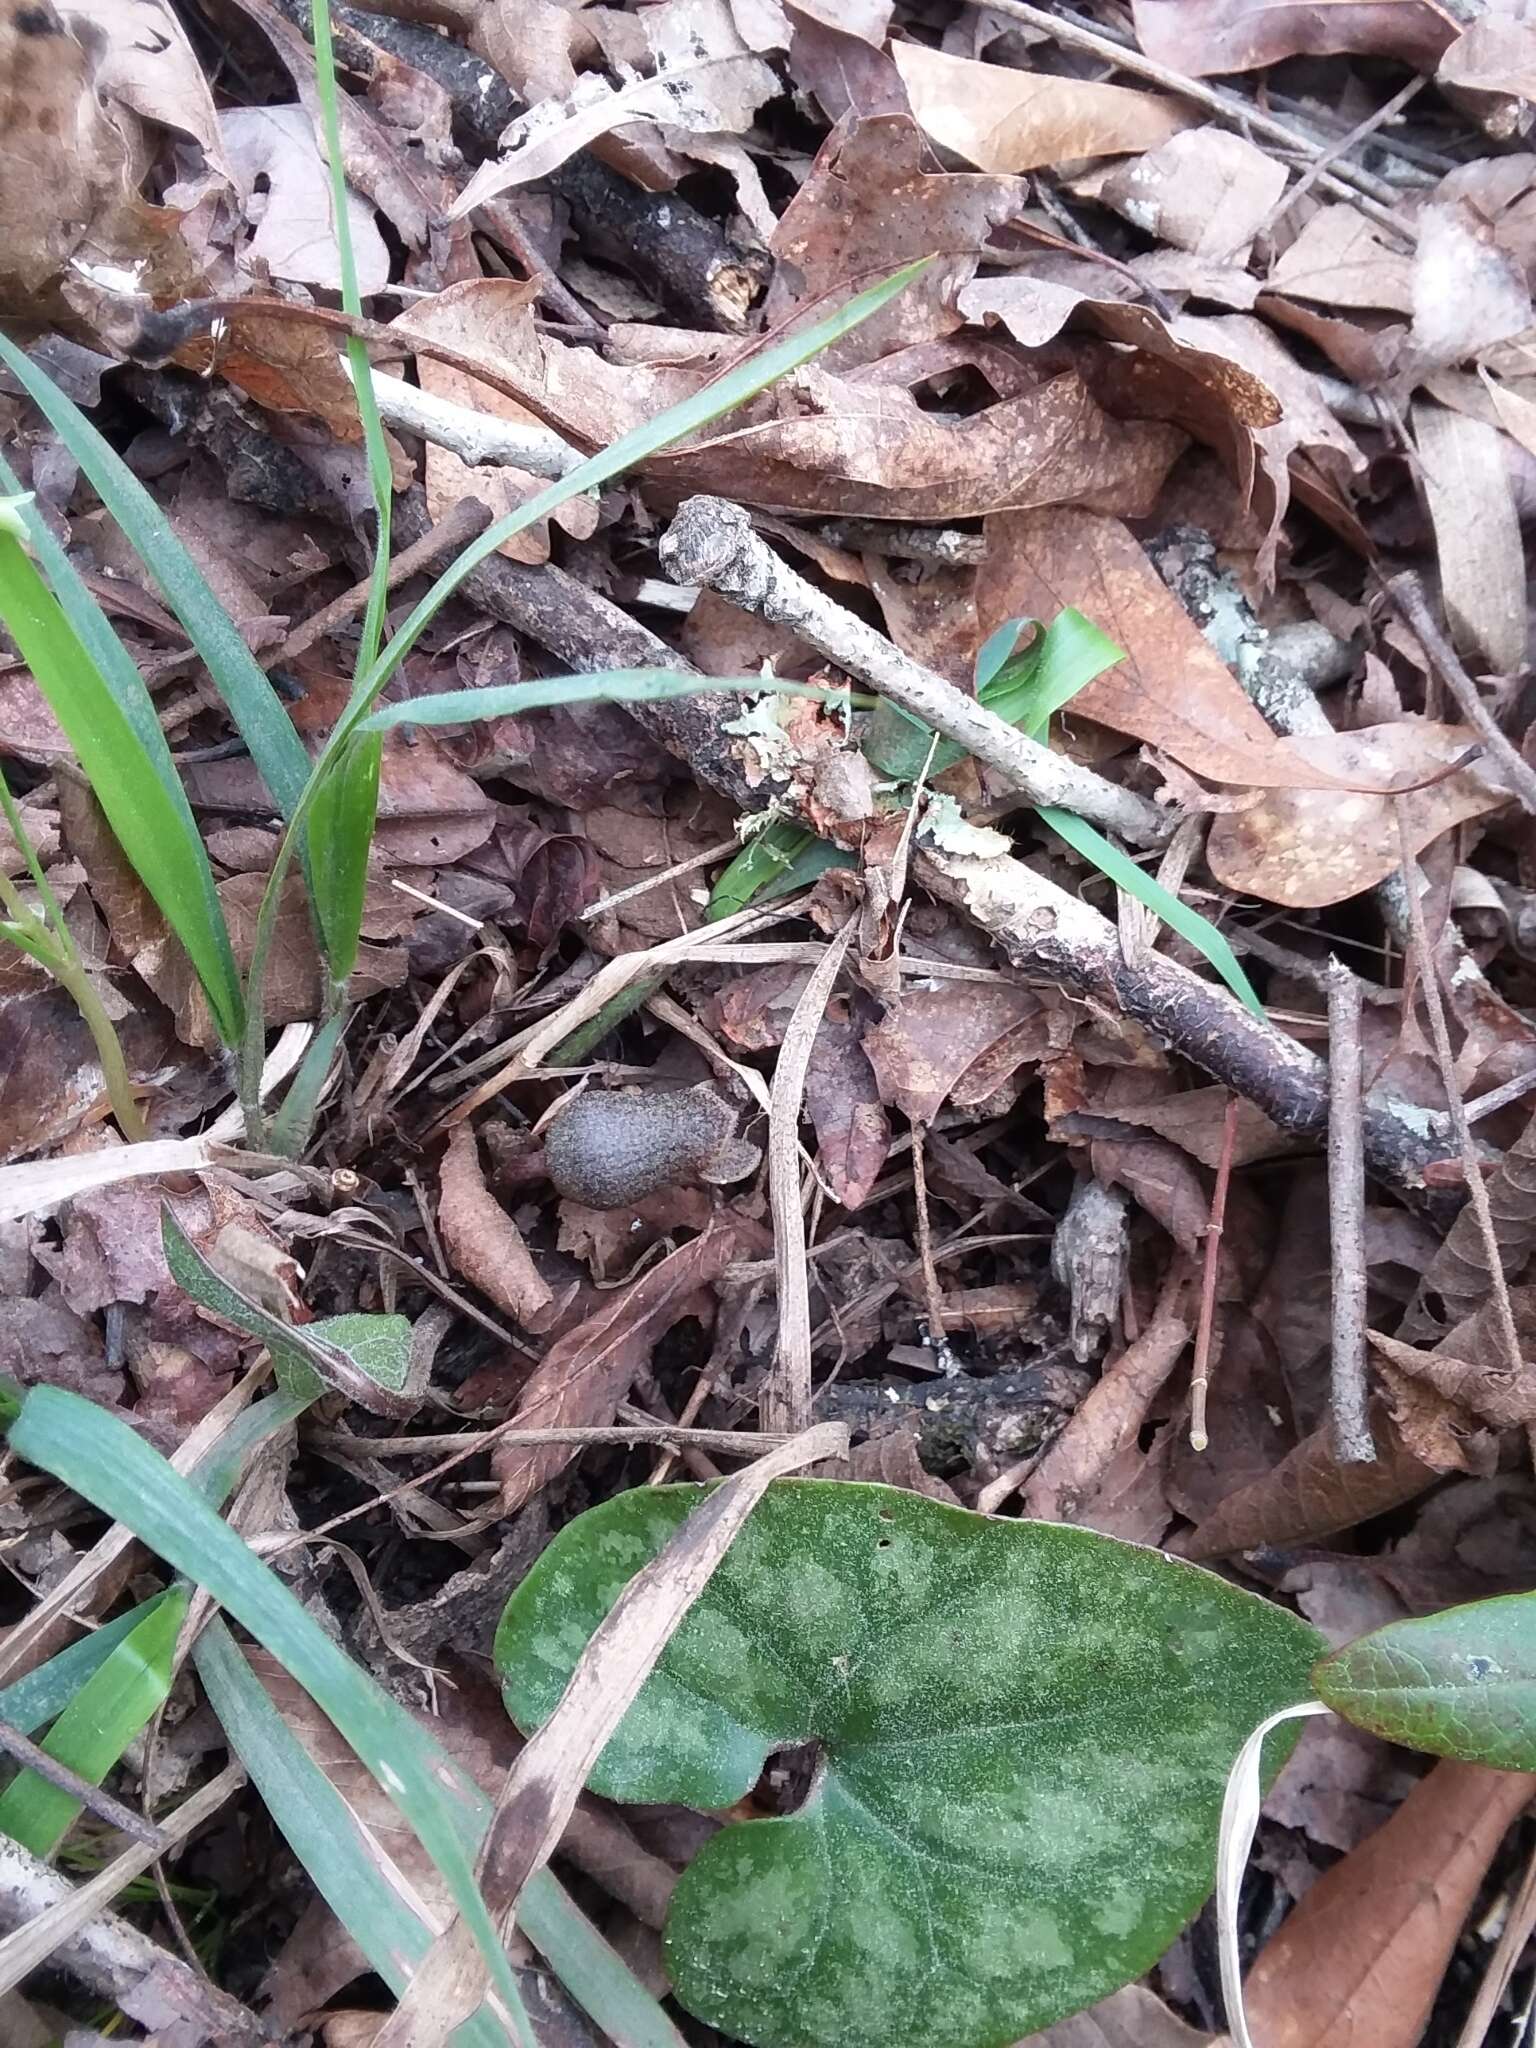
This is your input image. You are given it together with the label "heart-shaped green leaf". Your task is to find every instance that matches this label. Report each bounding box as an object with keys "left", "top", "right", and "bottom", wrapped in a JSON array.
[
  {"left": 495, "top": 1480, "right": 1320, "bottom": 2048},
  {"left": 1315, "top": 1589, "right": 1536, "bottom": 1771}
]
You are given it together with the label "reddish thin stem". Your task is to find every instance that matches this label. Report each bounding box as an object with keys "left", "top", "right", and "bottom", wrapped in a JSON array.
[{"left": 1189, "top": 1095, "right": 1240, "bottom": 1453}]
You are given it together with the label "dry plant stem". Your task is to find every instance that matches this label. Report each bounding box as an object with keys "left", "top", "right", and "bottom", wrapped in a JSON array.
[
  {"left": 1385, "top": 572, "right": 1536, "bottom": 817},
  {"left": 1395, "top": 809, "right": 1525, "bottom": 1381},
  {"left": 1188, "top": 1096, "right": 1239, "bottom": 1453},
  {"left": 1326, "top": 958, "right": 1375, "bottom": 1464},
  {"left": 765, "top": 922, "right": 856, "bottom": 1430},
  {"left": 1256, "top": 74, "right": 1425, "bottom": 239},
  {"left": 0, "top": 1715, "right": 168, "bottom": 1849},
  {"left": 303, "top": 1422, "right": 793, "bottom": 1456},
  {"left": 0, "top": 1765, "right": 250, "bottom": 2019},
  {"left": 659, "top": 497, "right": 1169, "bottom": 849},
  {"left": 379, "top": 1423, "right": 847, "bottom": 2048},
  {"left": 358, "top": 368, "right": 585, "bottom": 480},
  {"left": 910, "top": 1126, "right": 949, "bottom": 1351},
  {"left": 961, "top": 0, "right": 1415, "bottom": 240}
]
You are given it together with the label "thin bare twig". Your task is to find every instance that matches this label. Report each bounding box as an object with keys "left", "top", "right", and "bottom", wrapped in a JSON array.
[
  {"left": 765, "top": 921, "right": 856, "bottom": 1430},
  {"left": 1395, "top": 807, "right": 1525, "bottom": 1385},
  {"left": 1189, "top": 1096, "right": 1240, "bottom": 1453},
  {"left": 1326, "top": 958, "right": 1375, "bottom": 1464},
  {"left": 1456, "top": 1838, "right": 1536, "bottom": 2048},
  {"left": 275, "top": 494, "right": 493, "bottom": 666},
  {"left": 0, "top": 1716, "right": 168, "bottom": 1849},
  {"left": 910, "top": 1125, "right": 951, "bottom": 1363},
  {"left": 1384, "top": 573, "right": 1536, "bottom": 818}
]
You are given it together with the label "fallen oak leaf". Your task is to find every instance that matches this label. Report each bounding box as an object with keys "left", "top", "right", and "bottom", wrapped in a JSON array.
[
  {"left": 437, "top": 1123, "right": 557, "bottom": 1331},
  {"left": 1130, "top": 0, "right": 1461, "bottom": 77},
  {"left": 891, "top": 41, "right": 1191, "bottom": 173},
  {"left": 1206, "top": 720, "right": 1509, "bottom": 908}
]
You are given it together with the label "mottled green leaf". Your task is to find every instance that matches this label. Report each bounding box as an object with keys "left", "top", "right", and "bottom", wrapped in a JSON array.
[
  {"left": 495, "top": 1480, "right": 1320, "bottom": 2048},
  {"left": 1315, "top": 1589, "right": 1536, "bottom": 1771}
]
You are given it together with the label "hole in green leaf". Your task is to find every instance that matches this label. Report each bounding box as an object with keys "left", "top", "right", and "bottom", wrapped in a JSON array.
[{"left": 755, "top": 1739, "right": 824, "bottom": 1817}]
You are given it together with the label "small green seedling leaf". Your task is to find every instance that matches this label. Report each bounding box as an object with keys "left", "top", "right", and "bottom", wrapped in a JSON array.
[
  {"left": 0, "top": 525, "right": 245, "bottom": 1046},
  {"left": 1315, "top": 1589, "right": 1536, "bottom": 1771},
  {"left": 0, "top": 1585, "right": 186, "bottom": 1857},
  {"left": 706, "top": 817, "right": 854, "bottom": 921},
  {"left": 160, "top": 1208, "right": 419, "bottom": 1416},
  {"left": 0, "top": 1595, "right": 170, "bottom": 1737},
  {"left": 496, "top": 1480, "right": 1321, "bottom": 2048}
]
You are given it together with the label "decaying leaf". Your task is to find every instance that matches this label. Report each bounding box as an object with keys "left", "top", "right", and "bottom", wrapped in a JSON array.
[
  {"left": 490, "top": 1223, "right": 744, "bottom": 1514},
  {"left": 1206, "top": 720, "right": 1511, "bottom": 909},
  {"left": 220, "top": 104, "right": 389, "bottom": 294},
  {"left": 1412, "top": 399, "right": 1528, "bottom": 675},
  {"left": 62, "top": 0, "right": 228, "bottom": 173},
  {"left": 862, "top": 983, "right": 1056, "bottom": 1125},
  {"left": 1186, "top": 1410, "right": 1436, "bottom": 1558},
  {"left": 1242, "top": 1762, "right": 1533, "bottom": 2048},
  {"left": 1096, "top": 128, "right": 1286, "bottom": 261},
  {"left": 1131, "top": 0, "right": 1461, "bottom": 77},
  {"left": 1406, "top": 1108, "right": 1536, "bottom": 1333},
  {"left": 437, "top": 1123, "right": 557, "bottom": 1330},
  {"left": 891, "top": 42, "right": 1190, "bottom": 174}
]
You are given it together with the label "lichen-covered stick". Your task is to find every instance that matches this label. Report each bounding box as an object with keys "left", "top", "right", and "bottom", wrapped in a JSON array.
[{"left": 659, "top": 496, "right": 1170, "bottom": 850}]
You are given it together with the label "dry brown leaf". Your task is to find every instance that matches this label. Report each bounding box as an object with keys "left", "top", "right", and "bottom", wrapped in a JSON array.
[
  {"left": 1407, "top": 1112, "right": 1536, "bottom": 1331},
  {"left": 438, "top": 1124, "right": 555, "bottom": 1330},
  {"left": 491, "top": 1223, "right": 742, "bottom": 1515},
  {"left": 842, "top": 1428, "right": 962, "bottom": 1504},
  {"left": 802, "top": 998, "right": 890, "bottom": 1210},
  {"left": 1205, "top": 719, "right": 1510, "bottom": 909},
  {"left": 0, "top": 1, "right": 194, "bottom": 313},
  {"left": 1267, "top": 205, "right": 1416, "bottom": 315},
  {"left": 1241, "top": 1762, "right": 1533, "bottom": 2048},
  {"left": 891, "top": 42, "right": 1190, "bottom": 173},
  {"left": 978, "top": 508, "right": 1331, "bottom": 787},
  {"left": 1185, "top": 1408, "right": 1435, "bottom": 1558},
  {"left": 862, "top": 984, "right": 1054, "bottom": 1124},
  {"left": 1412, "top": 399, "right": 1528, "bottom": 674},
  {"left": 220, "top": 105, "right": 389, "bottom": 294},
  {"left": 1370, "top": 1323, "right": 1536, "bottom": 1431},
  {"left": 786, "top": 0, "right": 891, "bottom": 43},
  {"left": 1097, "top": 127, "right": 1287, "bottom": 259},
  {"left": 1130, "top": 0, "right": 1461, "bottom": 76},
  {"left": 1100, "top": 1088, "right": 1293, "bottom": 1171},
  {"left": 395, "top": 278, "right": 597, "bottom": 566},
  {"left": 62, "top": 0, "right": 227, "bottom": 172},
  {"left": 1020, "top": 1308, "right": 1191, "bottom": 1522},
  {"left": 1016, "top": 1984, "right": 1214, "bottom": 2047},
  {"left": 451, "top": 39, "right": 779, "bottom": 218},
  {"left": 764, "top": 115, "right": 1033, "bottom": 366},
  {"left": 1439, "top": 15, "right": 1536, "bottom": 134}
]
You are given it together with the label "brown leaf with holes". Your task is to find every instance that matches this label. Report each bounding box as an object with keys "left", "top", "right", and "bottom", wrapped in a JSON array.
[
  {"left": 862, "top": 984, "right": 1054, "bottom": 1125},
  {"left": 1242, "top": 1763, "right": 1532, "bottom": 2048},
  {"left": 803, "top": 997, "right": 890, "bottom": 1210},
  {"left": 1371, "top": 1324, "right": 1536, "bottom": 1431},
  {"left": 891, "top": 43, "right": 1190, "bottom": 173},
  {"left": 491, "top": 1222, "right": 743, "bottom": 1514},
  {"left": 1407, "top": 1111, "right": 1536, "bottom": 1334},
  {"left": 438, "top": 1124, "right": 556, "bottom": 1330},
  {"left": 1205, "top": 721, "right": 1510, "bottom": 909},
  {"left": 1186, "top": 1408, "right": 1436, "bottom": 1557}
]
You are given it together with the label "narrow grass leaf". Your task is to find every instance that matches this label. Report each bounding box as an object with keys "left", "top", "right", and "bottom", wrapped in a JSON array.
[
  {"left": 0, "top": 1595, "right": 169, "bottom": 1737},
  {"left": 0, "top": 1586, "right": 186, "bottom": 1857},
  {"left": 7, "top": 1385, "right": 534, "bottom": 2045},
  {"left": 1041, "top": 805, "right": 1263, "bottom": 1016},
  {"left": 0, "top": 337, "right": 313, "bottom": 826},
  {"left": 196, "top": 1621, "right": 687, "bottom": 2048},
  {"left": 0, "top": 527, "right": 245, "bottom": 1044},
  {"left": 268, "top": 1010, "right": 347, "bottom": 1156},
  {"left": 305, "top": 727, "right": 381, "bottom": 988}
]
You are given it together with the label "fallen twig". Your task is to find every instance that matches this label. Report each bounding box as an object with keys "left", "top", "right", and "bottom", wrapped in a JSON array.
[
  {"left": 660, "top": 495, "right": 1170, "bottom": 849},
  {"left": 1188, "top": 1098, "right": 1238, "bottom": 1453},
  {"left": 1395, "top": 806, "right": 1524, "bottom": 1380},
  {"left": 357, "top": 366, "right": 585, "bottom": 481},
  {"left": 1326, "top": 958, "right": 1375, "bottom": 1464},
  {"left": 1384, "top": 572, "right": 1536, "bottom": 818}
]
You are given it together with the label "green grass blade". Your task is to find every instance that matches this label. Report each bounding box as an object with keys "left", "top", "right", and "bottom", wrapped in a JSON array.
[
  {"left": 0, "top": 1586, "right": 186, "bottom": 1857},
  {"left": 0, "top": 1596, "right": 169, "bottom": 1737},
  {"left": 7, "top": 1385, "right": 533, "bottom": 2042},
  {"left": 356, "top": 260, "right": 929, "bottom": 714},
  {"left": 1003, "top": 607, "right": 1125, "bottom": 742},
  {"left": 0, "top": 524, "right": 245, "bottom": 1045},
  {"left": 1040, "top": 805, "right": 1263, "bottom": 1016},
  {"left": 305, "top": 728, "right": 380, "bottom": 990},
  {"left": 268, "top": 1011, "right": 347, "bottom": 1156},
  {"left": 196, "top": 1622, "right": 685, "bottom": 2048},
  {"left": 0, "top": 338, "right": 314, "bottom": 827}
]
